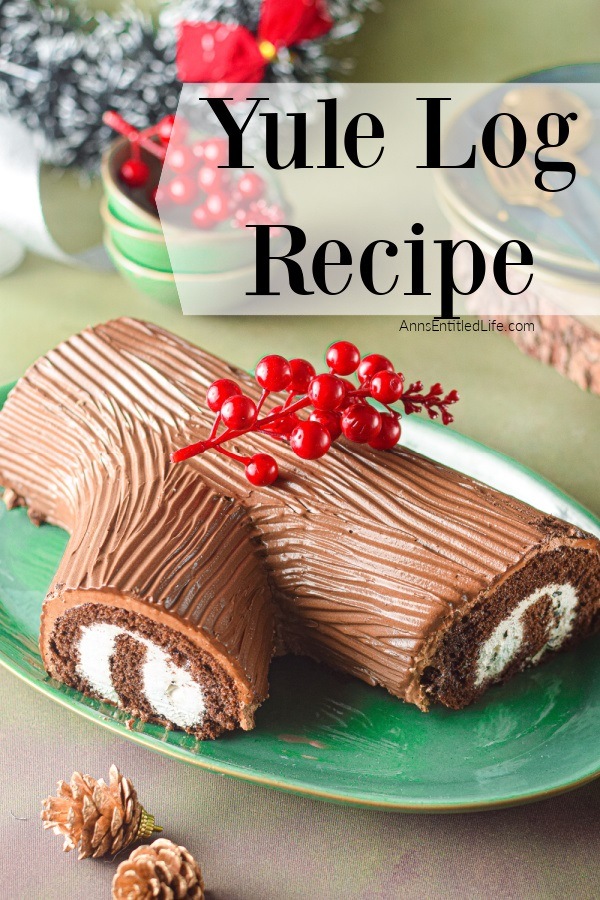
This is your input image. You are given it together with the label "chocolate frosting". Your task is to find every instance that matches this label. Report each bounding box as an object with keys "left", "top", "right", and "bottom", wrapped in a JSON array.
[{"left": 0, "top": 318, "right": 597, "bottom": 709}]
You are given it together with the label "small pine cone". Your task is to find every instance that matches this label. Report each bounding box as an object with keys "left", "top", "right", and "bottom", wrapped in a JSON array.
[
  {"left": 41, "top": 765, "right": 152, "bottom": 859},
  {"left": 112, "top": 839, "right": 205, "bottom": 900}
]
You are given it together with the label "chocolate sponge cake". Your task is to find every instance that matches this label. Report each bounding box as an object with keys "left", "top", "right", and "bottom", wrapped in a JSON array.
[{"left": 0, "top": 318, "right": 598, "bottom": 737}]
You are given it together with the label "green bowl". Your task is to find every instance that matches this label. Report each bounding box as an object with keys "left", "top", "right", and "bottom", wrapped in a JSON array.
[
  {"left": 104, "top": 232, "right": 256, "bottom": 309},
  {"left": 102, "top": 198, "right": 265, "bottom": 275},
  {"left": 101, "top": 200, "right": 172, "bottom": 272}
]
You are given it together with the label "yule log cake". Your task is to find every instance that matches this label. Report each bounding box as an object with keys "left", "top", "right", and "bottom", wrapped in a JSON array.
[{"left": 0, "top": 319, "right": 598, "bottom": 740}]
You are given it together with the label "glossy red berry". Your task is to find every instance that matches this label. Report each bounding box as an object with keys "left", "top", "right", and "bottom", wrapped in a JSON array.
[
  {"left": 191, "top": 140, "right": 206, "bottom": 161},
  {"left": 369, "top": 371, "right": 404, "bottom": 404},
  {"left": 309, "top": 409, "right": 342, "bottom": 441},
  {"left": 220, "top": 394, "right": 257, "bottom": 430},
  {"left": 238, "top": 172, "right": 264, "bottom": 201},
  {"left": 341, "top": 403, "right": 382, "bottom": 443},
  {"left": 206, "top": 191, "right": 230, "bottom": 221},
  {"left": 357, "top": 354, "right": 395, "bottom": 384},
  {"left": 255, "top": 355, "right": 291, "bottom": 392},
  {"left": 368, "top": 413, "right": 401, "bottom": 450},
  {"left": 167, "top": 146, "right": 195, "bottom": 174},
  {"left": 287, "top": 359, "right": 316, "bottom": 394},
  {"left": 191, "top": 204, "right": 216, "bottom": 229},
  {"left": 157, "top": 115, "right": 176, "bottom": 145},
  {"left": 168, "top": 176, "right": 196, "bottom": 205},
  {"left": 203, "top": 139, "right": 229, "bottom": 166},
  {"left": 307, "top": 374, "right": 346, "bottom": 411},
  {"left": 206, "top": 378, "right": 241, "bottom": 412},
  {"left": 326, "top": 341, "right": 360, "bottom": 376},
  {"left": 245, "top": 453, "right": 278, "bottom": 486},
  {"left": 198, "top": 166, "right": 224, "bottom": 192},
  {"left": 290, "top": 420, "right": 332, "bottom": 460},
  {"left": 119, "top": 158, "right": 150, "bottom": 188}
]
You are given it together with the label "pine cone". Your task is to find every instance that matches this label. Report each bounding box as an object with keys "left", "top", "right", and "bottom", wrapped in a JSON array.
[
  {"left": 41, "top": 765, "right": 158, "bottom": 859},
  {"left": 112, "top": 839, "right": 205, "bottom": 899}
]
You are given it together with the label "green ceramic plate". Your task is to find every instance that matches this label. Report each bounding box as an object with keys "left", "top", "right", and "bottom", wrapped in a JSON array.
[{"left": 0, "top": 380, "right": 599, "bottom": 812}]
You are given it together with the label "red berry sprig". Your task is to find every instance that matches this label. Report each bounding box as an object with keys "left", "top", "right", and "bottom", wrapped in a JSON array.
[
  {"left": 171, "top": 342, "right": 459, "bottom": 487},
  {"left": 103, "top": 111, "right": 284, "bottom": 230}
]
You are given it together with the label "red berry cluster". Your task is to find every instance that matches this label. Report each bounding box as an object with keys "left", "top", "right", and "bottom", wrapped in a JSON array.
[
  {"left": 103, "top": 111, "right": 284, "bottom": 231},
  {"left": 171, "top": 342, "right": 459, "bottom": 487}
]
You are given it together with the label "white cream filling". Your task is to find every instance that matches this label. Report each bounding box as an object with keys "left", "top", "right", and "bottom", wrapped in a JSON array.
[
  {"left": 76, "top": 623, "right": 206, "bottom": 728},
  {"left": 475, "top": 583, "right": 579, "bottom": 687}
]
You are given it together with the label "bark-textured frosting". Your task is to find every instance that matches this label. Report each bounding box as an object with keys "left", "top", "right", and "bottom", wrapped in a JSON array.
[{"left": 0, "top": 318, "right": 597, "bottom": 709}]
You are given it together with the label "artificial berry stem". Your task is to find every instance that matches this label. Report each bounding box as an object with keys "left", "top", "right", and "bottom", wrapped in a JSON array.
[
  {"left": 171, "top": 343, "right": 459, "bottom": 486},
  {"left": 103, "top": 111, "right": 166, "bottom": 161}
]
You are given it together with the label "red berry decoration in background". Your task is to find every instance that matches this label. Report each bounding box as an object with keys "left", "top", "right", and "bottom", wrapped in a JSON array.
[
  {"left": 341, "top": 404, "right": 382, "bottom": 444},
  {"left": 104, "top": 112, "right": 275, "bottom": 233},
  {"left": 206, "top": 378, "right": 241, "bottom": 412},
  {"left": 357, "top": 354, "right": 395, "bottom": 384},
  {"left": 167, "top": 146, "right": 196, "bottom": 174},
  {"left": 191, "top": 205, "right": 215, "bottom": 229},
  {"left": 255, "top": 355, "right": 292, "bottom": 392},
  {"left": 168, "top": 176, "right": 196, "bottom": 205},
  {"left": 368, "top": 413, "right": 401, "bottom": 450},
  {"left": 157, "top": 115, "right": 176, "bottom": 146},
  {"left": 171, "top": 343, "right": 459, "bottom": 485},
  {"left": 287, "top": 359, "right": 316, "bottom": 394},
  {"left": 119, "top": 158, "right": 150, "bottom": 188},
  {"left": 326, "top": 341, "right": 360, "bottom": 376},
  {"left": 202, "top": 139, "right": 229, "bottom": 166},
  {"left": 220, "top": 395, "right": 257, "bottom": 430},
  {"left": 238, "top": 173, "right": 265, "bottom": 201},
  {"left": 290, "top": 421, "right": 332, "bottom": 460},
  {"left": 206, "top": 191, "right": 230, "bottom": 221},
  {"left": 370, "top": 371, "right": 404, "bottom": 404},
  {"left": 245, "top": 453, "right": 279, "bottom": 486},
  {"left": 307, "top": 374, "right": 346, "bottom": 411}
]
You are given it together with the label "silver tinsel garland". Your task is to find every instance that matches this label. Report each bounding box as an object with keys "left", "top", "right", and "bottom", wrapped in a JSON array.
[{"left": 0, "top": 0, "right": 377, "bottom": 169}]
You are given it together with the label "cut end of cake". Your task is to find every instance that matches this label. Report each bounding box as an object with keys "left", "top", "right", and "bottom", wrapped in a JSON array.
[
  {"left": 415, "top": 543, "right": 600, "bottom": 710},
  {"left": 45, "top": 603, "right": 259, "bottom": 739}
]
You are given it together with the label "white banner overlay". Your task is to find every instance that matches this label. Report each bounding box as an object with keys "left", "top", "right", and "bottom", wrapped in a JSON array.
[{"left": 155, "top": 83, "right": 600, "bottom": 316}]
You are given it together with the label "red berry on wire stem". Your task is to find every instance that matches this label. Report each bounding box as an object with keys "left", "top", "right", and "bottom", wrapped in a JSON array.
[
  {"left": 357, "top": 354, "right": 395, "bottom": 384},
  {"left": 245, "top": 453, "right": 279, "bottom": 486},
  {"left": 290, "top": 421, "right": 332, "bottom": 460},
  {"left": 307, "top": 374, "right": 346, "bottom": 411},
  {"left": 206, "top": 378, "right": 242, "bottom": 412},
  {"left": 370, "top": 371, "right": 404, "bottom": 404},
  {"left": 255, "top": 355, "right": 292, "bottom": 392},
  {"left": 368, "top": 413, "right": 401, "bottom": 450},
  {"left": 326, "top": 341, "right": 360, "bottom": 376},
  {"left": 309, "top": 409, "right": 342, "bottom": 441},
  {"left": 220, "top": 395, "right": 257, "bottom": 430},
  {"left": 341, "top": 404, "right": 382, "bottom": 443},
  {"left": 260, "top": 406, "right": 299, "bottom": 437},
  {"left": 287, "top": 359, "right": 316, "bottom": 394},
  {"left": 119, "top": 158, "right": 150, "bottom": 188}
]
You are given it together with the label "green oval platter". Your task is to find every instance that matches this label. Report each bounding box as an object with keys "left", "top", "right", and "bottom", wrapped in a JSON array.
[{"left": 0, "top": 380, "right": 598, "bottom": 812}]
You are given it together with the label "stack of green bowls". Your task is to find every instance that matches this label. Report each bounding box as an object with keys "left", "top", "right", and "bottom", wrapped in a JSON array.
[{"left": 100, "top": 138, "right": 260, "bottom": 307}]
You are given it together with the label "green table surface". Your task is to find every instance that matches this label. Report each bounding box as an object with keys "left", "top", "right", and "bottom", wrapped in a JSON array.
[{"left": 1, "top": 2, "right": 600, "bottom": 898}]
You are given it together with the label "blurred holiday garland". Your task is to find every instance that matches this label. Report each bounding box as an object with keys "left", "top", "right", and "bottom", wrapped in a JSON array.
[{"left": 0, "top": 0, "right": 377, "bottom": 169}]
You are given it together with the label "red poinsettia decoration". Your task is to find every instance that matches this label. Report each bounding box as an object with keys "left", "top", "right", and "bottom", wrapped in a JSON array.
[{"left": 176, "top": 0, "right": 333, "bottom": 83}]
